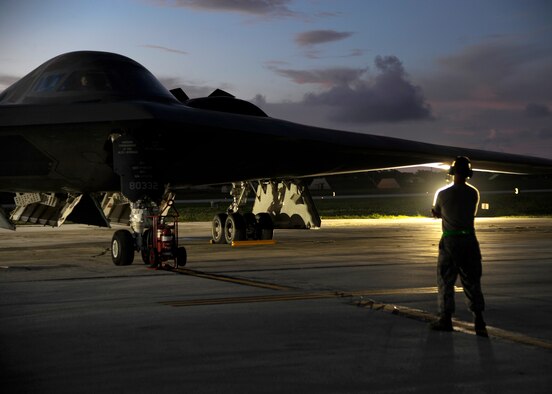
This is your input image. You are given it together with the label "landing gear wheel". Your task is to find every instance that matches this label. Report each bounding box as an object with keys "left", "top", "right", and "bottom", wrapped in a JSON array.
[
  {"left": 256, "top": 213, "right": 274, "bottom": 240},
  {"left": 243, "top": 212, "right": 257, "bottom": 240},
  {"left": 176, "top": 247, "right": 187, "bottom": 267},
  {"left": 212, "top": 213, "right": 228, "bottom": 244},
  {"left": 111, "top": 230, "right": 135, "bottom": 266},
  {"left": 224, "top": 213, "right": 245, "bottom": 244}
]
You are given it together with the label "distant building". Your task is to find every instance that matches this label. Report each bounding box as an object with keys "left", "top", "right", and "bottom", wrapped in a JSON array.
[{"left": 309, "top": 177, "right": 332, "bottom": 191}]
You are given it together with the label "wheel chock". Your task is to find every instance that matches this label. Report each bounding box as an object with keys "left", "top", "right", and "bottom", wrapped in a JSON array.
[{"left": 231, "top": 240, "right": 277, "bottom": 247}]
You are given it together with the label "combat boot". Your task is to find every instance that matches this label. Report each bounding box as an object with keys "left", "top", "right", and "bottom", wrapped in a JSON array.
[
  {"left": 430, "top": 313, "right": 453, "bottom": 331},
  {"left": 473, "top": 312, "right": 488, "bottom": 337}
]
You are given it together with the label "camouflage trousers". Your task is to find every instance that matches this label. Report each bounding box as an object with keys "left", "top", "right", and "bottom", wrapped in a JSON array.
[{"left": 437, "top": 235, "right": 485, "bottom": 314}]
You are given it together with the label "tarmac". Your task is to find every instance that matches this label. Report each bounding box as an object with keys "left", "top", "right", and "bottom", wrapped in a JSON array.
[{"left": 1, "top": 217, "right": 551, "bottom": 393}]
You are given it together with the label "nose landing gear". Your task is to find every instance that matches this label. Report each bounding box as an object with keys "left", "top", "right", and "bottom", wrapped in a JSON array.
[{"left": 110, "top": 197, "right": 186, "bottom": 268}]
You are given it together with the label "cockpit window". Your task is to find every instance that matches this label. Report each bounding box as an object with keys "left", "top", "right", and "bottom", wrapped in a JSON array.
[
  {"left": 7, "top": 52, "right": 179, "bottom": 104},
  {"left": 33, "top": 73, "right": 65, "bottom": 92},
  {"left": 59, "top": 71, "right": 113, "bottom": 91}
]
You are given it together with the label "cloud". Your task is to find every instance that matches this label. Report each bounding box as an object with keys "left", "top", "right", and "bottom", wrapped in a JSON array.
[
  {"left": 157, "top": 77, "right": 184, "bottom": 90},
  {"left": 506, "top": 126, "right": 552, "bottom": 143},
  {"left": 295, "top": 30, "right": 353, "bottom": 46},
  {"left": 291, "top": 56, "right": 432, "bottom": 123},
  {"left": 140, "top": 44, "right": 188, "bottom": 55},
  {"left": 271, "top": 67, "right": 366, "bottom": 86},
  {"left": 0, "top": 74, "right": 20, "bottom": 92},
  {"left": 424, "top": 40, "right": 552, "bottom": 104},
  {"left": 314, "top": 11, "right": 342, "bottom": 18},
  {"left": 266, "top": 56, "right": 432, "bottom": 124},
  {"left": 152, "top": 0, "right": 298, "bottom": 17},
  {"left": 303, "top": 48, "right": 366, "bottom": 60},
  {"left": 525, "top": 103, "right": 550, "bottom": 118},
  {"left": 536, "top": 128, "right": 552, "bottom": 140},
  {"left": 260, "top": 42, "right": 552, "bottom": 158},
  {"left": 408, "top": 39, "right": 552, "bottom": 157},
  {"left": 481, "top": 128, "right": 511, "bottom": 151},
  {"left": 251, "top": 94, "right": 267, "bottom": 106},
  {"left": 263, "top": 60, "right": 290, "bottom": 68}
]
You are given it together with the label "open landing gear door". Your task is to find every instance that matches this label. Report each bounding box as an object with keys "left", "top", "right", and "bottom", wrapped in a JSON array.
[
  {"left": 209, "top": 180, "right": 321, "bottom": 245},
  {"left": 9, "top": 193, "right": 109, "bottom": 228},
  {"left": 0, "top": 205, "right": 15, "bottom": 230},
  {"left": 253, "top": 181, "right": 321, "bottom": 229}
]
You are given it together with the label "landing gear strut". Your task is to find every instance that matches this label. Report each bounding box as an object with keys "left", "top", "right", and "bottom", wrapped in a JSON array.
[
  {"left": 211, "top": 211, "right": 274, "bottom": 244},
  {"left": 110, "top": 195, "right": 187, "bottom": 268},
  {"left": 212, "top": 212, "right": 273, "bottom": 244},
  {"left": 211, "top": 182, "right": 274, "bottom": 244},
  {"left": 210, "top": 178, "right": 321, "bottom": 244}
]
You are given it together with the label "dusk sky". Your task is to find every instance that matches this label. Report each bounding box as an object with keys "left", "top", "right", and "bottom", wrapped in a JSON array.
[{"left": 1, "top": 0, "right": 551, "bottom": 159}]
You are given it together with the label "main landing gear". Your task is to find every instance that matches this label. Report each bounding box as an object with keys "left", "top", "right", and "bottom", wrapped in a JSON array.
[
  {"left": 210, "top": 182, "right": 274, "bottom": 244},
  {"left": 209, "top": 179, "right": 323, "bottom": 244},
  {"left": 211, "top": 212, "right": 274, "bottom": 244},
  {"left": 110, "top": 196, "right": 186, "bottom": 268}
]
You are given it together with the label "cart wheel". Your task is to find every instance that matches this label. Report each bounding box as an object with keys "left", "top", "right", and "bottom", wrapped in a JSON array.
[
  {"left": 212, "top": 213, "right": 228, "bottom": 244},
  {"left": 141, "top": 229, "right": 152, "bottom": 264},
  {"left": 111, "top": 230, "right": 135, "bottom": 266},
  {"left": 147, "top": 248, "right": 159, "bottom": 267},
  {"left": 176, "top": 247, "right": 187, "bottom": 267}
]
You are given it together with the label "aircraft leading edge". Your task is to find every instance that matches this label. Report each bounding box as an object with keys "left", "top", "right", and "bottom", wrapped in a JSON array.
[{"left": 1, "top": 51, "right": 552, "bottom": 265}]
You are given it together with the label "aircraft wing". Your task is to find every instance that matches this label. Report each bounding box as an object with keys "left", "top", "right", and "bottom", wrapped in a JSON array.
[
  {"left": 1, "top": 50, "right": 552, "bottom": 235},
  {"left": 156, "top": 108, "right": 552, "bottom": 183},
  {"left": 1, "top": 50, "right": 552, "bottom": 197}
]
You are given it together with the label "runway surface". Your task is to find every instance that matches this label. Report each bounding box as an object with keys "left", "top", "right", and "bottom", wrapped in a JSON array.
[{"left": 1, "top": 217, "right": 551, "bottom": 393}]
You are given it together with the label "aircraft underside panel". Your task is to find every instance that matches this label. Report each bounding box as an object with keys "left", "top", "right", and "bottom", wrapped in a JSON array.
[
  {"left": 10, "top": 193, "right": 81, "bottom": 227},
  {"left": 0, "top": 135, "right": 53, "bottom": 177},
  {"left": 9, "top": 192, "right": 110, "bottom": 228},
  {"left": 112, "top": 134, "right": 164, "bottom": 202},
  {"left": 252, "top": 181, "right": 321, "bottom": 229},
  {"left": 101, "top": 192, "right": 131, "bottom": 225}
]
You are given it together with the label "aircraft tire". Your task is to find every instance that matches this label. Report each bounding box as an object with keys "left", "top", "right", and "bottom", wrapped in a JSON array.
[
  {"left": 255, "top": 213, "right": 274, "bottom": 240},
  {"left": 224, "top": 213, "right": 245, "bottom": 244},
  {"left": 176, "top": 247, "right": 187, "bottom": 267},
  {"left": 243, "top": 212, "right": 257, "bottom": 240},
  {"left": 146, "top": 248, "right": 159, "bottom": 267},
  {"left": 111, "top": 230, "right": 135, "bottom": 266},
  {"left": 212, "top": 213, "right": 228, "bottom": 244}
]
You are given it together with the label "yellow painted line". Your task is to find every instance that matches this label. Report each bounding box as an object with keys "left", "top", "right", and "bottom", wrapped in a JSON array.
[
  {"left": 158, "top": 286, "right": 453, "bottom": 308},
  {"left": 345, "top": 286, "right": 463, "bottom": 297},
  {"left": 486, "top": 327, "right": 552, "bottom": 350},
  {"left": 159, "top": 283, "right": 552, "bottom": 350},
  {"left": 231, "top": 240, "right": 277, "bottom": 247},
  {"left": 172, "top": 268, "right": 292, "bottom": 291},
  {"left": 160, "top": 291, "right": 338, "bottom": 307},
  {"left": 356, "top": 299, "right": 552, "bottom": 351}
]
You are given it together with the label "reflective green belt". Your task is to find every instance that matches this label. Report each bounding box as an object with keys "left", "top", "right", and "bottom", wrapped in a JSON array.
[{"left": 443, "top": 229, "right": 474, "bottom": 237}]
